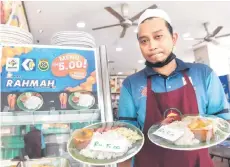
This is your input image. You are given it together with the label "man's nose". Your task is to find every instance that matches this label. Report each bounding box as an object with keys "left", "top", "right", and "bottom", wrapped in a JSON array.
[{"left": 148, "top": 39, "right": 157, "bottom": 51}]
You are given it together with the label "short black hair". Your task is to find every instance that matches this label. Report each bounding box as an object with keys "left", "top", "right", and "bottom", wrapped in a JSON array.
[{"left": 137, "top": 17, "right": 173, "bottom": 38}]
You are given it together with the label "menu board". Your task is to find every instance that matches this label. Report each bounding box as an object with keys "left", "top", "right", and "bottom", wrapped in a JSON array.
[{"left": 1, "top": 45, "right": 99, "bottom": 112}]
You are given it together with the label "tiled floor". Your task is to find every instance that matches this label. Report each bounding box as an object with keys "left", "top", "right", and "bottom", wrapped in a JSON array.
[{"left": 213, "top": 157, "right": 229, "bottom": 167}]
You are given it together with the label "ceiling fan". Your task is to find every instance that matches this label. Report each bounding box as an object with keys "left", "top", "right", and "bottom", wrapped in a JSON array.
[
  {"left": 189, "top": 22, "right": 230, "bottom": 47},
  {"left": 92, "top": 3, "right": 158, "bottom": 38}
]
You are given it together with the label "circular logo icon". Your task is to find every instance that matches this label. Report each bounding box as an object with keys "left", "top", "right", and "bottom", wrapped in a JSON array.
[
  {"left": 164, "top": 108, "right": 182, "bottom": 119},
  {"left": 38, "top": 59, "right": 49, "bottom": 71}
]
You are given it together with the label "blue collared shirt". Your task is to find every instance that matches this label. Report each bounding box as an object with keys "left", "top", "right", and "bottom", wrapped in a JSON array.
[{"left": 118, "top": 58, "right": 230, "bottom": 129}]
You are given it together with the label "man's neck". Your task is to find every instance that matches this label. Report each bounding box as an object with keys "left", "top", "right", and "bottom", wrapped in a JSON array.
[{"left": 153, "top": 59, "right": 177, "bottom": 76}]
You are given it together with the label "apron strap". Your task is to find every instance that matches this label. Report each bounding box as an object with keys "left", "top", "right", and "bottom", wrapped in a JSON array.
[
  {"left": 182, "top": 71, "right": 192, "bottom": 86},
  {"left": 147, "top": 77, "right": 152, "bottom": 96}
]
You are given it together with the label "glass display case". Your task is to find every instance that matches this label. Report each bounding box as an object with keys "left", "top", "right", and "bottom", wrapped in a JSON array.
[{"left": 0, "top": 44, "right": 113, "bottom": 167}]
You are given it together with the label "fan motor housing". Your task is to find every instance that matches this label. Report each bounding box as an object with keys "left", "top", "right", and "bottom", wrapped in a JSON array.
[{"left": 121, "top": 19, "right": 133, "bottom": 27}]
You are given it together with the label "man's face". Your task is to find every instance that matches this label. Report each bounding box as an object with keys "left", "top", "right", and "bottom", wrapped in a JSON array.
[{"left": 138, "top": 18, "right": 178, "bottom": 64}]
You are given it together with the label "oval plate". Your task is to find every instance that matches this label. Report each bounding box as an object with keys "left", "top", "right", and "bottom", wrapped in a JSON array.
[
  {"left": 67, "top": 121, "right": 144, "bottom": 166},
  {"left": 68, "top": 91, "right": 95, "bottom": 110},
  {"left": 17, "top": 92, "right": 43, "bottom": 112},
  {"left": 148, "top": 114, "right": 230, "bottom": 151}
]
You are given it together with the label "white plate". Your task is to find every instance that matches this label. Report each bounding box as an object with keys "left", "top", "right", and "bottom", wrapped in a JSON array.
[
  {"left": 53, "top": 44, "right": 94, "bottom": 48},
  {"left": 0, "top": 24, "right": 33, "bottom": 38},
  {"left": 52, "top": 31, "right": 95, "bottom": 40},
  {"left": 51, "top": 37, "right": 95, "bottom": 44},
  {"left": 0, "top": 33, "right": 33, "bottom": 42},
  {"left": 52, "top": 41, "right": 96, "bottom": 47},
  {"left": 1, "top": 39, "right": 32, "bottom": 44},
  {"left": 0, "top": 37, "right": 33, "bottom": 44},
  {"left": 0, "top": 31, "right": 33, "bottom": 41},
  {"left": 67, "top": 121, "right": 144, "bottom": 166},
  {"left": 53, "top": 41, "right": 96, "bottom": 47},
  {"left": 148, "top": 114, "right": 230, "bottom": 151}
]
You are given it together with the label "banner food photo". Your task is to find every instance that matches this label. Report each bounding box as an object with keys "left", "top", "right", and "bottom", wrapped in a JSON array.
[{"left": 1, "top": 45, "right": 99, "bottom": 112}]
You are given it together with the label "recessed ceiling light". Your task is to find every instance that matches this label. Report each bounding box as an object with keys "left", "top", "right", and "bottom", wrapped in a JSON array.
[
  {"left": 183, "top": 33, "right": 191, "bottom": 38},
  {"left": 117, "top": 72, "right": 123, "bottom": 75},
  {"left": 37, "top": 9, "right": 41, "bottom": 13},
  {"left": 116, "top": 47, "right": 123, "bottom": 52},
  {"left": 138, "top": 60, "right": 145, "bottom": 63},
  {"left": 134, "top": 28, "right": 138, "bottom": 33},
  {"left": 76, "top": 21, "right": 86, "bottom": 28},
  {"left": 39, "top": 29, "right": 43, "bottom": 33}
]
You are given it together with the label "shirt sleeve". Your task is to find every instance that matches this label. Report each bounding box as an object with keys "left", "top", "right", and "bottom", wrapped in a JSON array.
[
  {"left": 118, "top": 79, "right": 138, "bottom": 127},
  {"left": 206, "top": 71, "right": 230, "bottom": 120}
]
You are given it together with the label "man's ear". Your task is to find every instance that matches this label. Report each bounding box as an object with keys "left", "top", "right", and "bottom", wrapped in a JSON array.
[{"left": 172, "top": 33, "right": 178, "bottom": 45}]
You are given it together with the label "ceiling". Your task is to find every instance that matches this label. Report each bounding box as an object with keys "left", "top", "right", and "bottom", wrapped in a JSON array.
[{"left": 23, "top": 1, "right": 230, "bottom": 75}]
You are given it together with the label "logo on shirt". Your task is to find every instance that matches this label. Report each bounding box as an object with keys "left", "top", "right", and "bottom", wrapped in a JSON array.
[
  {"left": 164, "top": 108, "right": 182, "bottom": 119},
  {"left": 139, "top": 86, "right": 147, "bottom": 98}
]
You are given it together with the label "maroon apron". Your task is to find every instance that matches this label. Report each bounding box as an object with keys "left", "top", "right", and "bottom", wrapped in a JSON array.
[{"left": 134, "top": 71, "right": 214, "bottom": 167}]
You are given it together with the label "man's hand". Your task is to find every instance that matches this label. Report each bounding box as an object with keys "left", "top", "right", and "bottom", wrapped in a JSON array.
[{"left": 118, "top": 159, "right": 132, "bottom": 167}]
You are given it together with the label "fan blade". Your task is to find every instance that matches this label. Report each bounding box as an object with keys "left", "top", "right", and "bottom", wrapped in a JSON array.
[
  {"left": 203, "top": 22, "right": 209, "bottom": 34},
  {"left": 120, "top": 27, "right": 127, "bottom": 38},
  {"left": 193, "top": 41, "right": 204, "bottom": 47},
  {"left": 105, "top": 7, "right": 125, "bottom": 22},
  {"left": 132, "top": 23, "right": 138, "bottom": 26},
  {"left": 193, "top": 38, "right": 204, "bottom": 40},
  {"left": 211, "top": 26, "right": 223, "bottom": 37},
  {"left": 184, "top": 37, "right": 203, "bottom": 41},
  {"left": 130, "top": 4, "right": 158, "bottom": 22},
  {"left": 211, "top": 39, "right": 219, "bottom": 45},
  {"left": 92, "top": 24, "right": 121, "bottom": 30},
  {"left": 215, "top": 33, "right": 230, "bottom": 38}
]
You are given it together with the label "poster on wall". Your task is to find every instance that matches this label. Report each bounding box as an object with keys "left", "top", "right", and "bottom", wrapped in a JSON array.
[
  {"left": 110, "top": 76, "right": 126, "bottom": 93},
  {"left": 0, "top": 1, "right": 29, "bottom": 31},
  {"left": 1, "top": 45, "right": 99, "bottom": 112}
]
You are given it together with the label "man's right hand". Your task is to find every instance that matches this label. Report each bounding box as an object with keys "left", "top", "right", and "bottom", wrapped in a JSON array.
[{"left": 118, "top": 159, "right": 132, "bottom": 167}]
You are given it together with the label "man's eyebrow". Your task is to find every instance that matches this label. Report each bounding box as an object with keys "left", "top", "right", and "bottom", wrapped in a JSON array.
[{"left": 138, "top": 29, "right": 163, "bottom": 40}]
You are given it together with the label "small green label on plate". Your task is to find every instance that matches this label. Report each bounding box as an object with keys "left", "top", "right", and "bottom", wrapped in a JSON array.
[
  {"left": 153, "top": 125, "right": 184, "bottom": 142},
  {"left": 89, "top": 138, "right": 127, "bottom": 153}
]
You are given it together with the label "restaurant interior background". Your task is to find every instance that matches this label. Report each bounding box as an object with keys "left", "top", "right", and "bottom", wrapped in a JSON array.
[{"left": 1, "top": 1, "right": 230, "bottom": 167}]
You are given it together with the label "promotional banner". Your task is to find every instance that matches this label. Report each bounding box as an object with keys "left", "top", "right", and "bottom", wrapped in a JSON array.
[{"left": 1, "top": 45, "right": 99, "bottom": 112}]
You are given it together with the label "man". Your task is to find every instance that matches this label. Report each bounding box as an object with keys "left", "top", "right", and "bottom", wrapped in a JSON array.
[
  {"left": 24, "top": 125, "right": 42, "bottom": 159},
  {"left": 118, "top": 8, "right": 230, "bottom": 167}
]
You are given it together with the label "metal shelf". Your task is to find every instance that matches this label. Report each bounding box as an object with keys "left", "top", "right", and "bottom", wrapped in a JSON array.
[{"left": 0, "top": 109, "right": 101, "bottom": 126}]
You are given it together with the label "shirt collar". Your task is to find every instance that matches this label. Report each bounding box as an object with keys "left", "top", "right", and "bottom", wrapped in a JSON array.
[{"left": 144, "top": 58, "right": 190, "bottom": 77}]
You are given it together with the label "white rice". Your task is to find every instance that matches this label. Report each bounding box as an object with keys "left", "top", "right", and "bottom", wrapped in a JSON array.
[
  {"left": 24, "top": 96, "right": 42, "bottom": 109},
  {"left": 79, "top": 130, "right": 133, "bottom": 159},
  {"left": 167, "top": 121, "right": 200, "bottom": 146},
  {"left": 78, "top": 94, "right": 94, "bottom": 107}
]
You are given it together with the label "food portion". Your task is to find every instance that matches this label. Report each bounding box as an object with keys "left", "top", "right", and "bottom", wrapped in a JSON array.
[
  {"left": 42, "top": 123, "right": 69, "bottom": 129},
  {"left": 71, "top": 125, "right": 143, "bottom": 160},
  {"left": 7, "top": 93, "right": 16, "bottom": 110},
  {"left": 59, "top": 93, "right": 67, "bottom": 109},
  {"left": 18, "top": 92, "right": 43, "bottom": 110},
  {"left": 69, "top": 91, "right": 95, "bottom": 109},
  {"left": 155, "top": 116, "right": 220, "bottom": 146},
  {"left": 73, "top": 128, "right": 94, "bottom": 150}
]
